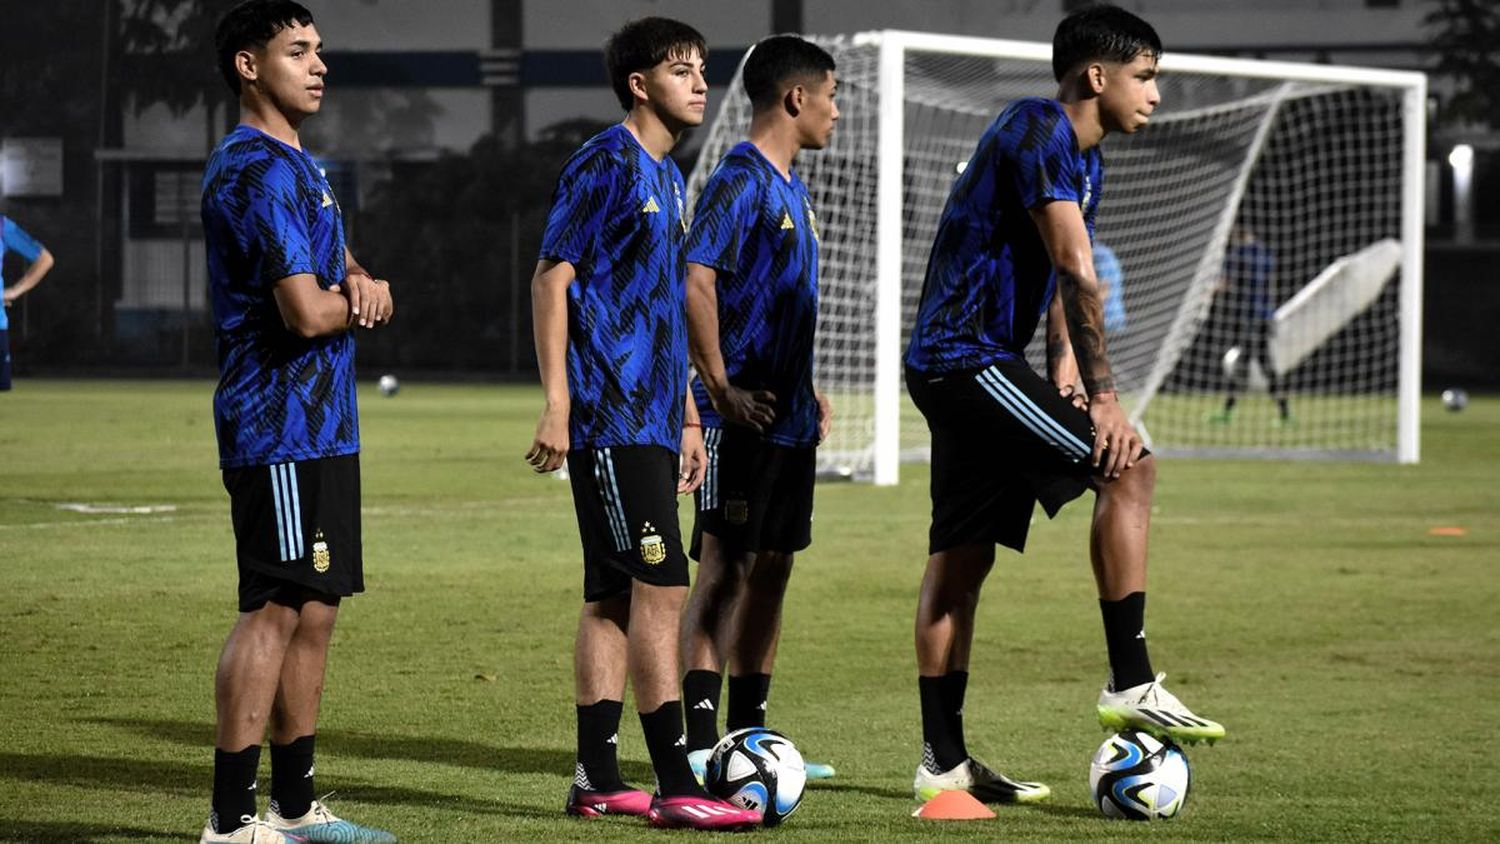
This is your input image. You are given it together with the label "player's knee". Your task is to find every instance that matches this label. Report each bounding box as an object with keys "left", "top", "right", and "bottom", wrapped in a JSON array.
[
  {"left": 1108, "top": 454, "right": 1156, "bottom": 508},
  {"left": 747, "top": 552, "right": 794, "bottom": 595}
]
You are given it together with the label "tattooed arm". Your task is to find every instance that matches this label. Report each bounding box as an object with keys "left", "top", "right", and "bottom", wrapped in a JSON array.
[
  {"left": 1030, "top": 201, "right": 1143, "bottom": 478},
  {"left": 1046, "top": 291, "right": 1084, "bottom": 408}
]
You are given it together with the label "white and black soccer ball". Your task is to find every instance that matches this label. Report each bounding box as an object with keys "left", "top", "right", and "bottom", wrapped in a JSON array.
[
  {"left": 704, "top": 727, "right": 806, "bottom": 826},
  {"left": 1089, "top": 730, "right": 1191, "bottom": 820},
  {"left": 1442, "top": 388, "right": 1468, "bottom": 412},
  {"left": 377, "top": 373, "right": 400, "bottom": 397}
]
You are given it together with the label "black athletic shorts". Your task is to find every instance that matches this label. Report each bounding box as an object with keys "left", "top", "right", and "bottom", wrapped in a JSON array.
[
  {"left": 567, "top": 445, "right": 690, "bottom": 602},
  {"left": 0, "top": 329, "right": 11, "bottom": 391},
  {"left": 906, "top": 359, "right": 1148, "bottom": 554},
  {"left": 222, "top": 453, "right": 363, "bottom": 612},
  {"left": 691, "top": 425, "right": 815, "bottom": 560}
]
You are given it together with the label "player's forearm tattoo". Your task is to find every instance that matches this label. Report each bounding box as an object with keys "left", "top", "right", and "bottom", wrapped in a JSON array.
[{"left": 1057, "top": 269, "right": 1116, "bottom": 395}]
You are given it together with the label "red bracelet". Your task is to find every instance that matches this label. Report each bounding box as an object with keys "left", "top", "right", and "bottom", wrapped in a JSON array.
[{"left": 683, "top": 422, "right": 702, "bottom": 429}]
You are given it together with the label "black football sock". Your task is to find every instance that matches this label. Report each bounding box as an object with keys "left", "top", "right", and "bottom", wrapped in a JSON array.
[
  {"left": 576, "top": 700, "right": 627, "bottom": 792},
  {"left": 1224, "top": 396, "right": 1238, "bottom": 413},
  {"left": 269, "top": 734, "right": 316, "bottom": 820},
  {"left": 639, "top": 701, "right": 707, "bottom": 798},
  {"left": 682, "top": 669, "right": 722, "bottom": 752},
  {"left": 918, "top": 675, "right": 967, "bottom": 773},
  {"left": 1277, "top": 397, "right": 1291, "bottom": 419},
  {"left": 1100, "top": 592, "right": 1155, "bottom": 691},
  {"left": 940, "top": 670, "right": 969, "bottom": 760},
  {"left": 726, "top": 673, "right": 771, "bottom": 732},
  {"left": 211, "top": 745, "right": 261, "bottom": 833}
]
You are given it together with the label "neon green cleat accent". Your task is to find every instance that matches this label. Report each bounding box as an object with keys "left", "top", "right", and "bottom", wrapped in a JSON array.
[
  {"left": 1097, "top": 673, "right": 1225, "bottom": 746},
  {"left": 913, "top": 757, "right": 1049, "bottom": 804}
]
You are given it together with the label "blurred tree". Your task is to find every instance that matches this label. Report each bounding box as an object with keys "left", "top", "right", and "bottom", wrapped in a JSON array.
[
  {"left": 352, "top": 119, "right": 614, "bottom": 373},
  {"left": 118, "top": 0, "right": 241, "bottom": 149},
  {"left": 1424, "top": 0, "right": 1500, "bottom": 128}
]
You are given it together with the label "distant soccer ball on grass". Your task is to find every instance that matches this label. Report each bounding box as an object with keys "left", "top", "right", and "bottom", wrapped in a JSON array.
[
  {"left": 1442, "top": 388, "right": 1468, "bottom": 412},
  {"left": 705, "top": 727, "right": 806, "bottom": 826},
  {"left": 377, "top": 373, "right": 400, "bottom": 397},
  {"left": 1089, "top": 730, "right": 1191, "bottom": 820}
]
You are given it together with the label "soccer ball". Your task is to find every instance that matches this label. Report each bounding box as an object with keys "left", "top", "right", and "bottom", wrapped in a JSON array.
[
  {"left": 704, "top": 727, "right": 806, "bottom": 826},
  {"left": 377, "top": 373, "right": 400, "bottom": 397},
  {"left": 1442, "top": 388, "right": 1468, "bottom": 412},
  {"left": 1221, "top": 346, "right": 1242, "bottom": 380},
  {"left": 1089, "top": 730, "right": 1191, "bottom": 820}
]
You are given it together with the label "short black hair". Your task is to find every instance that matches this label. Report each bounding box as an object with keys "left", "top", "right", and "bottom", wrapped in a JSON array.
[
  {"left": 1051, "top": 4, "right": 1162, "bottom": 82},
  {"left": 605, "top": 17, "right": 707, "bottom": 112},
  {"left": 215, "top": 0, "right": 315, "bottom": 94},
  {"left": 742, "top": 35, "right": 836, "bottom": 111}
]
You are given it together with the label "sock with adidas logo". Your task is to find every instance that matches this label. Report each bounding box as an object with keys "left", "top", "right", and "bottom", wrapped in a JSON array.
[
  {"left": 725, "top": 673, "right": 771, "bottom": 732},
  {"left": 682, "top": 669, "right": 722, "bottom": 752},
  {"left": 576, "top": 699, "right": 628, "bottom": 792},
  {"left": 269, "top": 734, "right": 315, "bottom": 820},
  {"left": 639, "top": 701, "right": 708, "bottom": 798},
  {"left": 1100, "top": 592, "right": 1154, "bottom": 690},
  {"left": 211, "top": 744, "right": 261, "bottom": 833}
]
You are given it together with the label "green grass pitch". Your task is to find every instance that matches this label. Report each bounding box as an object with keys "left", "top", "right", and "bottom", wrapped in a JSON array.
[{"left": 1, "top": 380, "right": 1496, "bottom": 842}]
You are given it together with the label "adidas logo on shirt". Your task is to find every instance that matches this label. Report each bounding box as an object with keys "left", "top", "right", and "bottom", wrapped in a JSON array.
[
  {"left": 642, "top": 196, "right": 661, "bottom": 214},
  {"left": 780, "top": 212, "right": 795, "bottom": 230}
]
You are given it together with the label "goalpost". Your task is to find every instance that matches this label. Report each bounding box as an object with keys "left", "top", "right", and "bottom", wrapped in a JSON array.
[{"left": 686, "top": 31, "right": 1426, "bottom": 484}]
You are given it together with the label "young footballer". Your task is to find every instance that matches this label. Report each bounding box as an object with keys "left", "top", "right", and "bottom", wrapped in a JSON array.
[
  {"left": 903, "top": 5, "right": 1224, "bottom": 804},
  {"left": 0, "top": 214, "right": 54, "bottom": 391},
  {"left": 199, "top": 2, "right": 395, "bottom": 842},
  {"left": 677, "top": 34, "right": 838, "bottom": 782},
  {"left": 526, "top": 16, "right": 760, "bottom": 832}
]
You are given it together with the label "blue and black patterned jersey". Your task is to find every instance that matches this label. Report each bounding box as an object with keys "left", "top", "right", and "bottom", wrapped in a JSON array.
[
  {"left": 906, "top": 97, "right": 1104, "bottom": 373},
  {"left": 540, "top": 123, "right": 689, "bottom": 452},
  {"left": 686, "top": 142, "right": 821, "bottom": 448},
  {"left": 0, "top": 215, "right": 45, "bottom": 332},
  {"left": 202, "top": 125, "right": 358, "bottom": 469}
]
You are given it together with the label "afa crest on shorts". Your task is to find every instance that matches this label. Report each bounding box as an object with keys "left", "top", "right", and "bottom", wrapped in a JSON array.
[
  {"left": 639, "top": 522, "right": 666, "bottom": 565},
  {"left": 724, "top": 499, "right": 750, "bottom": 526},
  {"left": 312, "top": 529, "right": 331, "bottom": 573}
]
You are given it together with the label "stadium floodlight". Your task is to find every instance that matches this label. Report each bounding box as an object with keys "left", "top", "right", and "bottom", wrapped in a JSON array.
[{"left": 688, "top": 31, "right": 1426, "bottom": 484}]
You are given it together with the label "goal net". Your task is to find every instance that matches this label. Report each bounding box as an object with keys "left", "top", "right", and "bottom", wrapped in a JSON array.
[{"left": 686, "top": 31, "right": 1425, "bottom": 483}]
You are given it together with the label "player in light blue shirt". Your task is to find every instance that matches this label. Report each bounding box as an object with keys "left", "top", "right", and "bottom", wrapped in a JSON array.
[{"left": 0, "top": 215, "right": 54, "bottom": 391}]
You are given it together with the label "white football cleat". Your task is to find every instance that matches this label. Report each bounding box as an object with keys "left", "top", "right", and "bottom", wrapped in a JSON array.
[
  {"left": 913, "top": 756, "right": 1050, "bottom": 804},
  {"left": 1097, "top": 672, "right": 1225, "bottom": 745}
]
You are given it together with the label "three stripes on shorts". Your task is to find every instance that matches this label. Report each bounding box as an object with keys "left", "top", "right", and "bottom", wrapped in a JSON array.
[{"left": 269, "top": 462, "right": 304, "bottom": 562}]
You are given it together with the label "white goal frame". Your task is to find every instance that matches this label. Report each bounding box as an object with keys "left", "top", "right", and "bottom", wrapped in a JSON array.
[{"left": 857, "top": 31, "right": 1425, "bottom": 484}]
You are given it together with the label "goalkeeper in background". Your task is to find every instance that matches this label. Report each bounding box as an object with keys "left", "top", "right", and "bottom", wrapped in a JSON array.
[
  {"left": 903, "top": 4, "right": 1225, "bottom": 805},
  {"left": 1208, "top": 221, "right": 1292, "bottom": 425},
  {"left": 678, "top": 34, "right": 838, "bottom": 783}
]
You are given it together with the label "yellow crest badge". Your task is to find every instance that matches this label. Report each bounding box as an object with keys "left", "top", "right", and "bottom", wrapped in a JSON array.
[
  {"left": 639, "top": 522, "right": 666, "bottom": 565},
  {"left": 725, "top": 499, "right": 749, "bottom": 526},
  {"left": 311, "top": 529, "right": 331, "bottom": 573}
]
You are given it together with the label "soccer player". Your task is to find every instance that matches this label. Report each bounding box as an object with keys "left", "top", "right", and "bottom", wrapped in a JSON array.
[
  {"left": 677, "top": 35, "right": 838, "bottom": 782},
  {"left": 0, "top": 214, "right": 54, "bottom": 391},
  {"left": 903, "top": 5, "right": 1224, "bottom": 804},
  {"left": 199, "top": 2, "right": 395, "bottom": 842},
  {"left": 525, "top": 17, "right": 760, "bottom": 832},
  {"left": 1208, "top": 222, "right": 1290, "bottom": 424}
]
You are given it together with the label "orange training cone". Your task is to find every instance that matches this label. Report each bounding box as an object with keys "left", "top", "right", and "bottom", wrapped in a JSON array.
[{"left": 912, "top": 790, "right": 996, "bottom": 820}]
